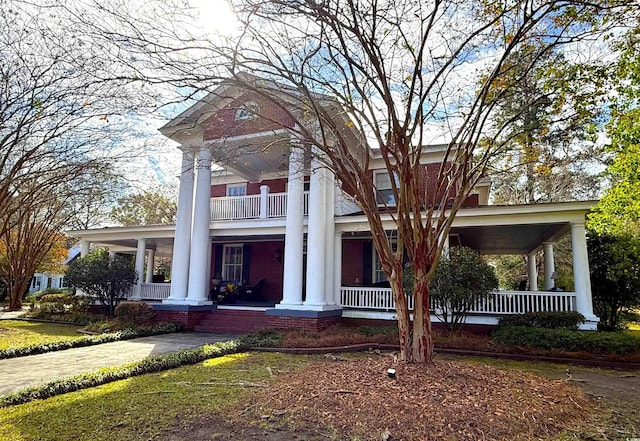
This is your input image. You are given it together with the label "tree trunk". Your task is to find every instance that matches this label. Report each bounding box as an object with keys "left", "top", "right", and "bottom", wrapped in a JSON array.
[
  {"left": 389, "top": 274, "right": 412, "bottom": 361},
  {"left": 8, "top": 277, "right": 28, "bottom": 310},
  {"left": 411, "top": 274, "right": 434, "bottom": 363}
]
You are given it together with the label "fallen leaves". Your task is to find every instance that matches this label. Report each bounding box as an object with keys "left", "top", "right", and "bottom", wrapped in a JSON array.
[{"left": 240, "top": 353, "right": 595, "bottom": 440}]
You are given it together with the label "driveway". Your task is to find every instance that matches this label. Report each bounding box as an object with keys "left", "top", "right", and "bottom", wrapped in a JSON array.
[{"left": 0, "top": 332, "right": 236, "bottom": 395}]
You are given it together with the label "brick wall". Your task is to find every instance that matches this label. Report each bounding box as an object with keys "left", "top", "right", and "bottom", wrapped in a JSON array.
[
  {"left": 194, "top": 309, "right": 269, "bottom": 333},
  {"left": 267, "top": 315, "right": 341, "bottom": 332},
  {"left": 154, "top": 309, "right": 213, "bottom": 331}
]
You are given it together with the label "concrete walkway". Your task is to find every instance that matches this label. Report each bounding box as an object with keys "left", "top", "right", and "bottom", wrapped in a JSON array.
[
  {"left": 0, "top": 307, "right": 28, "bottom": 320},
  {"left": 0, "top": 332, "right": 236, "bottom": 395}
]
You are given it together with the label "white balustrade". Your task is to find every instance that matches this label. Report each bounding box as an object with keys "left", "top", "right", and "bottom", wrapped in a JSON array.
[
  {"left": 211, "top": 191, "right": 311, "bottom": 220},
  {"left": 210, "top": 195, "right": 261, "bottom": 220},
  {"left": 340, "top": 287, "right": 576, "bottom": 315},
  {"left": 267, "top": 193, "right": 288, "bottom": 217},
  {"left": 138, "top": 283, "right": 171, "bottom": 300}
]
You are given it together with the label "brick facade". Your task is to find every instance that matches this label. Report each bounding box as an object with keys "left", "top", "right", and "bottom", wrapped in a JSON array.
[{"left": 266, "top": 314, "right": 341, "bottom": 332}]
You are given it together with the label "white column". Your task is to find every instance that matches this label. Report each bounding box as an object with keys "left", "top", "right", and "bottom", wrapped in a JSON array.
[
  {"left": 259, "top": 185, "right": 269, "bottom": 219},
  {"left": 80, "top": 241, "right": 90, "bottom": 257},
  {"left": 543, "top": 242, "right": 555, "bottom": 290},
  {"left": 305, "top": 146, "right": 328, "bottom": 308},
  {"left": 132, "top": 238, "right": 146, "bottom": 300},
  {"left": 333, "top": 231, "right": 342, "bottom": 306},
  {"left": 278, "top": 143, "right": 305, "bottom": 308},
  {"left": 146, "top": 249, "right": 155, "bottom": 283},
  {"left": 186, "top": 148, "right": 213, "bottom": 305},
  {"left": 527, "top": 252, "right": 538, "bottom": 291},
  {"left": 441, "top": 232, "right": 450, "bottom": 258},
  {"left": 166, "top": 149, "right": 195, "bottom": 303},
  {"left": 324, "top": 170, "right": 336, "bottom": 306},
  {"left": 571, "top": 221, "right": 598, "bottom": 327}
]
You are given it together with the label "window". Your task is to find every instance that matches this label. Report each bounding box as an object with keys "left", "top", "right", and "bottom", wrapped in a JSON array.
[
  {"left": 59, "top": 277, "right": 67, "bottom": 288},
  {"left": 226, "top": 183, "right": 247, "bottom": 197},
  {"left": 374, "top": 171, "right": 399, "bottom": 206},
  {"left": 222, "top": 244, "right": 243, "bottom": 284},
  {"left": 235, "top": 102, "right": 259, "bottom": 121},
  {"left": 372, "top": 232, "right": 398, "bottom": 283}
]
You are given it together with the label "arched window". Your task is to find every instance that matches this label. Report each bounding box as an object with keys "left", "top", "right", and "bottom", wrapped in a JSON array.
[{"left": 235, "top": 102, "right": 259, "bottom": 121}]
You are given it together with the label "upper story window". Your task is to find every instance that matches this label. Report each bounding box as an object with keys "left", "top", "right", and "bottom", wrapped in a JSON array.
[
  {"left": 235, "top": 102, "right": 260, "bottom": 121},
  {"left": 226, "top": 183, "right": 247, "bottom": 197},
  {"left": 374, "top": 170, "right": 399, "bottom": 206}
]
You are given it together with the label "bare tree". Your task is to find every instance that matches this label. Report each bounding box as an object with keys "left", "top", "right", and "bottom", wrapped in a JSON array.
[{"left": 52, "top": 0, "right": 637, "bottom": 362}]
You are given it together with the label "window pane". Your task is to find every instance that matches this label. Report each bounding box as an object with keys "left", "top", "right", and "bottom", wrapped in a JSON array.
[{"left": 227, "top": 184, "right": 246, "bottom": 197}]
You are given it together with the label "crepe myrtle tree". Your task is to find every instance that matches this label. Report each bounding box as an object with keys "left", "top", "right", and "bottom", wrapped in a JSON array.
[
  {"left": 66, "top": 249, "right": 137, "bottom": 316},
  {"left": 57, "top": 0, "right": 638, "bottom": 362}
]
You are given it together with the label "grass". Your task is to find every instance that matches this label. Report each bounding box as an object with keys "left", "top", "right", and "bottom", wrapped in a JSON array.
[
  {"left": 0, "top": 352, "right": 309, "bottom": 441},
  {"left": 0, "top": 320, "right": 87, "bottom": 351}
]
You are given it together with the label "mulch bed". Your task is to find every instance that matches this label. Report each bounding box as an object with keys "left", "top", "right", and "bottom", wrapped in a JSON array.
[{"left": 238, "top": 352, "right": 594, "bottom": 441}]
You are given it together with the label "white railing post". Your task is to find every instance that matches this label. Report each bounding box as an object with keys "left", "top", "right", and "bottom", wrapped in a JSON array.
[{"left": 260, "top": 185, "right": 269, "bottom": 219}]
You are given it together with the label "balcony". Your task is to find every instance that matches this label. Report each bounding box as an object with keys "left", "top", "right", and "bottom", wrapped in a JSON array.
[{"left": 210, "top": 191, "right": 310, "bottom": 221}]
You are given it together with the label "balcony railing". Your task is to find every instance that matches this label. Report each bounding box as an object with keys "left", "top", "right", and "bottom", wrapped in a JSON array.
[
  {"left": 210, "top": 191, "right": 310, "bottom": 221},
  {"left": 339, "top": 287, "right": 577, "bottom": 315},
  {"left": 136, "top": 283, "right": 171, "bottom": 300}
]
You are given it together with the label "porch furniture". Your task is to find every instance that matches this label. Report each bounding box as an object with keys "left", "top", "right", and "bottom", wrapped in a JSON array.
[{"left": 243, "top": 278, "right": 266, "bottom": 301}]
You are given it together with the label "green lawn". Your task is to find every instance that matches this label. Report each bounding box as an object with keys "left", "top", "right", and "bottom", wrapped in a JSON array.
[
  {"left": 0, "top": 352, "right": 308, "bottom": 441},
  {"left": 0, "top": 320, "right": 86, "bottom": 351}
]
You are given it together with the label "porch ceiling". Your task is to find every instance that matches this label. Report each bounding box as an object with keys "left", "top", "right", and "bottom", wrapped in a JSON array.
[
  {"left": 452, "top": 223, "right": 569, "bottom": 255},
  {"left": 208, "top": 131, "right": 293, "bottom": 181}
]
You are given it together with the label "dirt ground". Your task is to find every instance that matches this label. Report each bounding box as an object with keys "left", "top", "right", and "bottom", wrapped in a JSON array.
[{"left": 159, "top": 352, "right": 640, "bottom": 441}]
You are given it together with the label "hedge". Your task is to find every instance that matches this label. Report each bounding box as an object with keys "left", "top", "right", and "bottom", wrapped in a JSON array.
[
  {"left": 0, "top": 322, "right": 184, "bottom": 360},
  {"left": 498, "top": 311, "right": 586, "bottom": 330},
  {"left": 492, "top": 326, "right": 640, "bottom": 354},
  {"left": 0, "top": 340, "right": 245, "bottom": 408}
]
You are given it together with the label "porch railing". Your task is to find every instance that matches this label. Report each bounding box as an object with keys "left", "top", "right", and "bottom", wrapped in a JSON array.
[
  {"left": 210, "top": 191, "right": 310, "bottom": 221},
  {"left": 339, "top": 287, "right": 576, "bottom": 315},
  {"left": 138, "top": 283, "right": 171, "bottom": 300}
]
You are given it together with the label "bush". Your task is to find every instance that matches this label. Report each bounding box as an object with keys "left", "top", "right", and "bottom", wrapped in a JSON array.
[
  {"left": 30, "top": 293, "right": 92, "bottom": 315},
  {"left": 26, "top": 311, "right": 105, "bottom": 326},
  {"left": 237, "top": 329, "right": 284, "bottom": 347},
  {"left": 357, "top": 326, "right": 398, "bottom": 337},
  {"left": 114, "top": 302, "right": 155, "bottom": 326},
  {"left": 492, "top": 326, "right": 640, "bottom": 354},
  {"left": 25, "top": 288, "right": 71, "bottom": 303},
  {"left": 499, "top": 312, "right": 586, "bottom": 330},
  {"left": 427, "top": 247, "right": 499, "bottom": 331}
]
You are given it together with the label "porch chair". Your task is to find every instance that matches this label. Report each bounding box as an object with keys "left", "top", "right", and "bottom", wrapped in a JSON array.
[{"left": 244, "top": 278, "right": 266, "bottom": 302}]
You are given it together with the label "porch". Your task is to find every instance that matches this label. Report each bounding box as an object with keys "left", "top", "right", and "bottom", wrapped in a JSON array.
[{"left": 132, "top": 284, "right": 577, "bottom": 317}]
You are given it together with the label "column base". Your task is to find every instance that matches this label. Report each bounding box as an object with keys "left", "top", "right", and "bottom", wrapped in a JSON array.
[
  {"left": 275, "top": 301, "right": 303, "bottom": 309},
  {"left": 578, "top": 315, "right": 600, "bottom": 330},
  {"left": 266, "top": 308, "right": 342, "bottom": 332},
  {"left": 128, "top": 296, "right": 142, "bottom": 301},
  {"left": 162, "top": 298, "right": 213, "bottom": 306}
]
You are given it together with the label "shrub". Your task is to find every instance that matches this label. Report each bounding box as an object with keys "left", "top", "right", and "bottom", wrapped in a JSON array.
[
  {"left": 237, "top": 329, "right": 284, "bottom": 347},
  {"left": 30, "top": 293, "right": 92, "bottom": 316},
  {"left": 26, "top": 311, "right": 105, "bottom": 326},
  {"left": 499, "top": 311, "right": 586, "bottom": 330},
  {"left": 492, "top": 326, "right": 640, "bottom": 354},
  {"left": 427, "top": 247, "right": 499, "bottom": 331},
  {"left": 357, "top": 326, "right": 398, "bottom": 337},
  {"left": 114, "top": 302, "right": 155, "bottom": 326},
  {"left": 25, "top": 288, "right": 71, "bottom": 304}
]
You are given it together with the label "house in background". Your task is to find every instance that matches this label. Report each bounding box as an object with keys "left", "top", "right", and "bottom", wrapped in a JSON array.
[
  {"left": 28, "top": 247, "right": 80, "bottom": 294},
  {"left": 68, "top": 81, "right": 599, "bottom": 332}
]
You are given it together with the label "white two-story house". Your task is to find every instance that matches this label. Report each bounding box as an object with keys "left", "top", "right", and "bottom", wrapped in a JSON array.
[{"left": 68, "top": 81, "right": 599, "bottom": 332}]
